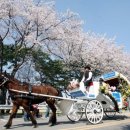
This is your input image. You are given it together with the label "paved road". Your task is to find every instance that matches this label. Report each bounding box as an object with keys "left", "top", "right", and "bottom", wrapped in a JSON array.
[{"left": 1, "top": 112, "right": 130, "bottom": 130}]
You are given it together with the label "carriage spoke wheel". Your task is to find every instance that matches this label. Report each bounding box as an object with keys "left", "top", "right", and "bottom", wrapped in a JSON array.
[
  {"left": 67, "top": 103, "right": 83, "bottom": 122},
  {"left": 104, "top": 108, "right": 116, "bottom": 118},
  {"left": 85, "top": 100, "right": 103, "bottom": 124}
]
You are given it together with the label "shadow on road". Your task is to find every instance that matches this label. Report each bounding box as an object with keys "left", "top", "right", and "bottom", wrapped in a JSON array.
[
  {"left": 122, "top": 125, "right": 130, "bottom": 130},
  {"left": 103, "top": 114, "right": 129, "bottom": 121},
  {"left": 1, "top": 114, "right": 130, "bottom": 129}
]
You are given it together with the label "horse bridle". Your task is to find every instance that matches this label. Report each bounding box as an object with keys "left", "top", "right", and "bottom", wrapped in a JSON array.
[{"left": 0, "top": 75, "right": 9, "bottom": 87}]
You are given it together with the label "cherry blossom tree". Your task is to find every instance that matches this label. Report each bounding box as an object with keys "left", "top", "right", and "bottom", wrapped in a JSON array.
[
  {"left": 0, "top": 0, "right": 130, "bottom": 80},
  {"left": 0, "top": 0, "right": 82, "bottom": 76},
  {"left": 49, "top": 29, "right": 130, "bottom": 79}
]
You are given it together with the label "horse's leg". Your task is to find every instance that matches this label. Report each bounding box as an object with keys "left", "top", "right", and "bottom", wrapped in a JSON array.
[
  {"left": 4, "top": 104, "right": 19, "bottom": 129},
  {"left": 23, "top": 107, "right": 37, "bottom": 128},
  {"left": 46, "top": 100, "right": 57, "bottom": 126},
  {"left": 31, "top": 109, "right": 36, "bottom": 119},
  {"left": 32, "top": 108, "right": 38, "bottom": 118}
]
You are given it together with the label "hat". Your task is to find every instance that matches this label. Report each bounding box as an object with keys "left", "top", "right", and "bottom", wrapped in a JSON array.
[
  {"left": 99, "top": 78, "right": 104, "bottom": 82},
  {"left": 84, "top": 65, "right": 91, "bottom": 70}
]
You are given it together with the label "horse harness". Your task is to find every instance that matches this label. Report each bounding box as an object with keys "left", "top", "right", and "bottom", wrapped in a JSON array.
[
  {"left": 29, "top": 84, "right": 32, "bottom": 94},
  {"left": 0, "top": 75, "right": 9, "bottom": 87},
  {"left": 0, "top": 75, "right": 32, "bottom": 95},
  {"left": 0, "top": 75, "right": 34, "bottom": 100},
  {"left": 0, "top": 75, "right": 50, "bottom": 105}
]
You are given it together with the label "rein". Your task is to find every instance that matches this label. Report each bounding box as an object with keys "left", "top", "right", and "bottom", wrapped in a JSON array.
[{"left": 9, "top": 88, "right": 80, "bottom": 101}]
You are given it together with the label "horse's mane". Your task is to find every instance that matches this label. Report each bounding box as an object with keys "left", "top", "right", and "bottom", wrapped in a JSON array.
[
  {"left": 5, "top": 73, "right": 29, "bottom": 85},
  {"left": 2, "top": 74, "right": 30, "bottom": 91},
  {"left": 4, "top": 73, "right": 59, "bottom": 96}
]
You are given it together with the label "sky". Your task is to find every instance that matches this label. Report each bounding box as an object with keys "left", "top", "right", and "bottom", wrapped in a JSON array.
[{"left": 55, "top": 0, "right": 130, "bottom": 53}]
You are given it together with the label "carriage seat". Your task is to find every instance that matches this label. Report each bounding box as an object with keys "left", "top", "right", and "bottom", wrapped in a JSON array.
[{"left": 68, "top": 81, "right": 99, "bottom": 99}]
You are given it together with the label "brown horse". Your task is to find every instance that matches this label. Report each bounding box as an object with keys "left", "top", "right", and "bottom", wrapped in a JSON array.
[{"left": 0, "top": 72, "right": 59, "bottom": 128}]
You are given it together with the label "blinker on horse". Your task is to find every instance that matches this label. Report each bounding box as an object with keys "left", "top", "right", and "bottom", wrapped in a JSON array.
[{"left": 0, "top": 72, "right": 59, "bottom": 128}]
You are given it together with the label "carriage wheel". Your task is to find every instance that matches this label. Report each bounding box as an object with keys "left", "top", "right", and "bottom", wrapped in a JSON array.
[
  {"left": 67, "top": 103, "right": 83, "bottom": 122},
  {"left": 85, "top": 100, "right": 103, "bottom": 124},
  {"left": 104, "top": 108, "right": 116, "bottom": 118}
]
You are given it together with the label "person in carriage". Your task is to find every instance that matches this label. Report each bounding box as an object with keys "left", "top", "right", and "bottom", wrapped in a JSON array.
[
  {"left": 81, "top": 65, "right": 93, "bottom": 92},
  {"left": 67, "top": 79, "right": 80, "bottom": 90},
  {"left": 67, "top": 65, "right": 93, "bottom": 93},
  {"left": 99, "top": 78, "right": 119, "bottom": 112}
]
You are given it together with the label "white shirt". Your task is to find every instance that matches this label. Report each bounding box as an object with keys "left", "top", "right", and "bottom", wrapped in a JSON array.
[{"left": 81, "top": 71, "right": 92, "bottom": 82}]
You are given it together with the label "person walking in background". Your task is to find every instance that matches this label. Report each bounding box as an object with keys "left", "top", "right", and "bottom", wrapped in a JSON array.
[
  {"left": 23, "top": 104, "right": 40, "bottom": 121},
  {"left": 6, "top": 90, "right": 11, "bottom": 114},
  {"left": 45, "top": 104, "right": 50, "bottom": 118},
  {"left": 23, "top": 110, "right": 30, "bottom": 121}
]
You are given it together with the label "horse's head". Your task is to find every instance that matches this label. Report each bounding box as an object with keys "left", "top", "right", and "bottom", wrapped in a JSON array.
[{"left": 0, "top": 72, "right": 9, "bottom": 89}]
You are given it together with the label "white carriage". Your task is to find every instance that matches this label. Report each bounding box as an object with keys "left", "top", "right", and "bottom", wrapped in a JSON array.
[
  {"left": 56, "top": 89, "right": 104, "bottom": 124},
  {"left": 100, "top": 71, "right": 130, "bottom": 117},
  {"left": 61, "top": 71, "right": 130, "bottom": 122},
  {"left": 56, "top": 80, "right": 105, "bottom": 124}
]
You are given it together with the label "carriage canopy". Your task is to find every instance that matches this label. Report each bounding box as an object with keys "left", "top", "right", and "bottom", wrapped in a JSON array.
[
  {"left": 101, "top": 71, "right": 130, "bottom": 87},
  {"left": 100, "top": 71, "right": 130, "bottom": 100}
]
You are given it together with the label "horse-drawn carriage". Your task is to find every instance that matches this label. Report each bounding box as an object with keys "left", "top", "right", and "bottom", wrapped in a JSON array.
[
  {"left": 0, "top": 71, "right": 129, "bottom": 128},
  {"left": 63, "top": 71, "right": 130, "bottom": 124},
  {"left": 0, "top": 72, "right": 104, "bottom": 128}
]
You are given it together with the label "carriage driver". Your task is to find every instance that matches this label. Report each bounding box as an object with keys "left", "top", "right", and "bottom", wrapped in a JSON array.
[{"left": 81, "top": 65, "right": 93, "bottom": 91}]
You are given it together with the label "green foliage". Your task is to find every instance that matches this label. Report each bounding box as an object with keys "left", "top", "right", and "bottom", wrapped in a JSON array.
[
  {"left": 2, "top": 44, "right": 14, "bottom": 65},
  {"left": 32, "top": 49, "right": 70, "bottom": 88},
  {"left": 118, "top": 77, "right": 130, "bottom": 98},
  {"left": 2, "top": 44, "right": 35, "bottom": 76},
  {"left": 2, "top": 45, "right": 82, "bottom": 88},
  {"left": 93, "top": 69, "right": 102, "bottom": 77},
  {"left": 3, "top": 44, "right": 30, "bottom": 65}
]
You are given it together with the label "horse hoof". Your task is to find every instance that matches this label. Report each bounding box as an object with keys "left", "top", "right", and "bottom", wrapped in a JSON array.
[
  {"left": 3, "top": 127, "right": 10, "bottom": 129},
  {"left": 49, "top": 123, "right": 56, "bottom": 127},
  {"left": 3, "top": 125, "right": 10, "bottom": 129},
  {"left": 33, "top": 124, "right": 38, "bottom": 128}
]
